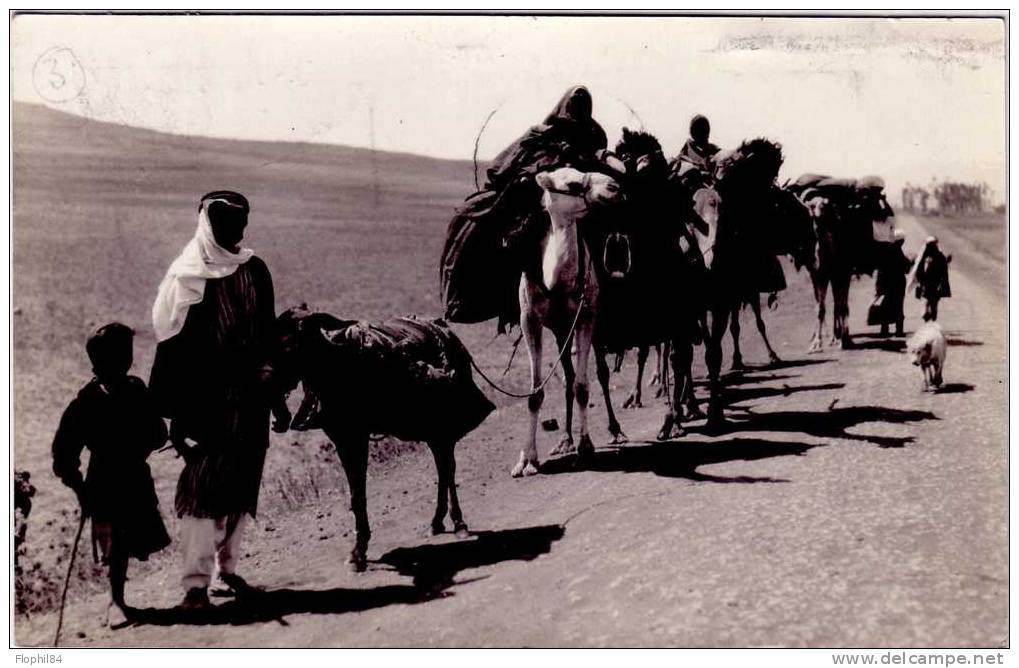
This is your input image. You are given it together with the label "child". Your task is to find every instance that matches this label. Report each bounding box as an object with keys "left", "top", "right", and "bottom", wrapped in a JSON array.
[{"left": 52, "top": 323, "right": 171, "bottom": 624}]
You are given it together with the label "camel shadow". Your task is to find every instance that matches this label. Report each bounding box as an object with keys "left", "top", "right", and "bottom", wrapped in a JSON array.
[
  {"left": 693, "top": 405, "right": 938, "bottom": 449},
  {"left": 540, "top": 438, "right": 814, "bottom": 483},
  {"left": 725, "top": 382, "right": 845, "bottom": 405},
  {"left": 124, "top": 525, "right": 564, "bottom": 627}
]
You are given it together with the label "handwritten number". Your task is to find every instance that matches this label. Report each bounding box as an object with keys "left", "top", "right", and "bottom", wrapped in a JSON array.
[{"left": 43, "top": 57, "right": 66, "bottom": 91}]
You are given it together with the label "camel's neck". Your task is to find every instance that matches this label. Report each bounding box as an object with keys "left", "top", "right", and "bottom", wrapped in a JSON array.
[{"left": 541, "top": 209, "right": 586, "bottom": 294}]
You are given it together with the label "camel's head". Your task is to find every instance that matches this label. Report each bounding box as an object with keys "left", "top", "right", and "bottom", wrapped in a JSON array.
[{"left": 535, "top": 167, "right": 622, "bottom": 220}]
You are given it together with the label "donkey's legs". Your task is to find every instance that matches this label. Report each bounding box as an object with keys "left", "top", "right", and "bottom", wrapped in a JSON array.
[
  {"left": 594, "top": 344, "right": 627, "bottom": 443},
  {"left": 549, "top": 328, "right": 577, "bottom": 457},
  {"left": 729, "top": 305, "right": 745, "bottom": 371},
  {"left": 325, "top": 427, "right": 371, "bottom": 572},
  {"left": 809, "top": 273, "right": 829, "bottom": 353},
  {"left": 750, "top": 294, "right": 782, "bottom": 364},
  {"left": 426, "top": 441, "right": 450, "bottom": 535},
  {"left": 512, "top": 308, "right": 543, "bottom": 478},
  {"left": 623, "top": 345, "right": 649, "bottom": 409}
]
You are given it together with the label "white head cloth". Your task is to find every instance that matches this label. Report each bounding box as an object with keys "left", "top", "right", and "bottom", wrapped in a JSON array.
[{"left": 151, "top": 205, "right": 254, "bottom": 342}]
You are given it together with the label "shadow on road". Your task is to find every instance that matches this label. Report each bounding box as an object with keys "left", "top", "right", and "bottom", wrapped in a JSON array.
[
  {"left": 726, "top": 382, "right": 845, "bottom": 405},
  {"left": 693, "top": 405, "right": 938, "bottom": 449},
  {"left": 123, "top": 525, "right": 564, "bottom": 628},
  {"left": 848, "top": 338, "right": 908, "bottom": 352},
  {"left": 935, "top": 383, "right": 976, "bottom": 394},
  {"left": 540, "top": 438, "right": 814, "bottom": 483},
  {"left": 947, "top": 338, "right": 984, "bottom": 347}
]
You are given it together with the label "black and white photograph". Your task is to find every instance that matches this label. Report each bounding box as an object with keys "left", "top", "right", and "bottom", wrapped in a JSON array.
[{"left": 8, "top": 10, "right": 1009, "bottom": 653}]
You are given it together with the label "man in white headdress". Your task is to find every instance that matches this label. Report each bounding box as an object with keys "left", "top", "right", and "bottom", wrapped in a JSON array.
[{"left": 149, "top": 191, "right": 285, "bottom": 610}]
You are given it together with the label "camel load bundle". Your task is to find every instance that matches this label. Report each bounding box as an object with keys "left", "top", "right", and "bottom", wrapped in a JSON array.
[{"left": 789, "top": 173, "right": 895, "bottom": 275}]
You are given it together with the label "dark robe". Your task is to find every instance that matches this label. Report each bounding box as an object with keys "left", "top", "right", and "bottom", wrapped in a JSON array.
[
  {"left": 440, "top": 86, "right": 609, "bottom": 325},
  {"left": 52, "top": 376, "right": 171, "bottom": 560},
  {"left": 915, "top": 246, "right": 952, "bottom": 300},
  {"left": 871, "top": 242, "right": 913, "bottom": 325},
  {"left": 149, "top": 256, "right": 276, "bottom": 519}
]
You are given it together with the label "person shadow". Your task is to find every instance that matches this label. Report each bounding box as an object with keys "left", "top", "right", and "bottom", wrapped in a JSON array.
[{"left": 123, "top": 524, "right": 565, "bottom": 628}]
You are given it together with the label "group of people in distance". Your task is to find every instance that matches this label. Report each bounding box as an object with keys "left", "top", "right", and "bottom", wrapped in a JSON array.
[
  {"left": 871, "top": 234, "right": 953, "bottom": 336},
  {"left": 48, "top": 85, "right": 953, "bottom": 628}
]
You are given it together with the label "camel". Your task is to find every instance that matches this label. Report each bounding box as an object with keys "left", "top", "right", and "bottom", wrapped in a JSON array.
[
  {"left": 512, "top": 166, "right": 624, "bottom": 477},
  {"left": 789, "top": 175, "right": 895, "bottom": 352},
  {"left": 585, "top": 128, "right": 703, "bottom": 440},
  {"left": 699, "top": 139, "right": 798, "bottom": 428}
]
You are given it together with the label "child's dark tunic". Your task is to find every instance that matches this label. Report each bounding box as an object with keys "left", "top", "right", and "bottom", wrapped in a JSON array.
[{"left": 52, "top": 376, "right": 171, "bottom": 561}]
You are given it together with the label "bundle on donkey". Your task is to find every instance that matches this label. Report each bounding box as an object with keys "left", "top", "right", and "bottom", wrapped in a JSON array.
[{"left": 272, "top": 306, "right": 494, "bottom": 571}]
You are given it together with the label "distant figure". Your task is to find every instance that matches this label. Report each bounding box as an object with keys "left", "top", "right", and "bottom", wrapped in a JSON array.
[
  {"left": 870, "top": 229, "right": 913, "bottom": 336},
  {"left": 52, "top": 323, "right": 171, "bottom": 625},
  {"left": 149, "top": 191, "right": 286, "bottom": 610},
  {"left": 911, "top": 236, "right": 952, "bottom": 321},
  {"left": 907, "top": 322, "right": 947, "bottom": 392},
  {"left": 672, "top": 114, "right": 720, "bottom": 192}
]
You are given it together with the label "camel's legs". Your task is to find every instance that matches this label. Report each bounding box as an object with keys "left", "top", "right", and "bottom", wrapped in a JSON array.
[
  {"left": 623, "top": 345, "right": 649, "bottom": 408},
  {"left": 832, "top": 272, "right": 852, "bottom": 348},
  {"left": 549, "top": 328, "right": 577, "bottom": 457},
  {"left": 706, "top": 307, "right": 731, "bottom": 430},
  {"left": 594, "top": 344, "right": 626, "bottom": 443},
  {"left": 809, "top": 273, "right": 829, "bottom": 353},
  {"left": 749, "top": 294, "right": 781, "bottom": 363},
  {"left": 512, "top": 307, "right": 543, "bottom": 478},
  {"left": 729, "top": 305, "right": 745, "bottom": 370},
  {"left": 657, "top": 336, "right": 693, "bottom": 440},
  {"left": 572, "top": 321, "right": 595, "bottom": 463},
  {"left": 649, "top": 343, "right": 663, "bottom": 386}
]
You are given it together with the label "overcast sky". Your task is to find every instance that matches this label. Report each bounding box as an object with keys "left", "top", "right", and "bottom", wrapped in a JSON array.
[{"left": 12, "top": 14, "right": 1006, "bottom": 200}]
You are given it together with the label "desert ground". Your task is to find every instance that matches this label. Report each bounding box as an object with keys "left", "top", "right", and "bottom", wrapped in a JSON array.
[{"left": 13, "top": 103, "right": 1006, "bottom": 647}]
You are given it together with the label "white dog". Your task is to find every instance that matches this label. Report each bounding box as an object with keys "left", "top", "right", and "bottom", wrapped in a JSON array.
[{"left": 907, "top": 322, "right": 947, "bottom": 391}]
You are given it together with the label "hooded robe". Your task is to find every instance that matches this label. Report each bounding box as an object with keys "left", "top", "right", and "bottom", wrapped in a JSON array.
[{"left": 440, "top": 86, "right": 609, "bottom": 325}]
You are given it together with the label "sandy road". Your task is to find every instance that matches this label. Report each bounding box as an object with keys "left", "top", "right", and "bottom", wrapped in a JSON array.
[{"left": 17, "top": 214, "right": 1006, "bottom": 648}]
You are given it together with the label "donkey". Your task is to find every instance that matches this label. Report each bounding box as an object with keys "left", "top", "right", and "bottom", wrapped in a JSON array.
[
  {"left": 272, "top": 307, "right": 495, "bottom": 571},
  {"left": 513, "top": 166, "right": 624, "bottom": 477}
]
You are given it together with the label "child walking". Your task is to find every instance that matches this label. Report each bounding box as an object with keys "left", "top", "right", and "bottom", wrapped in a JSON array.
[{"left": 52, "top": 323, "right": 171, "bottom": 624}]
